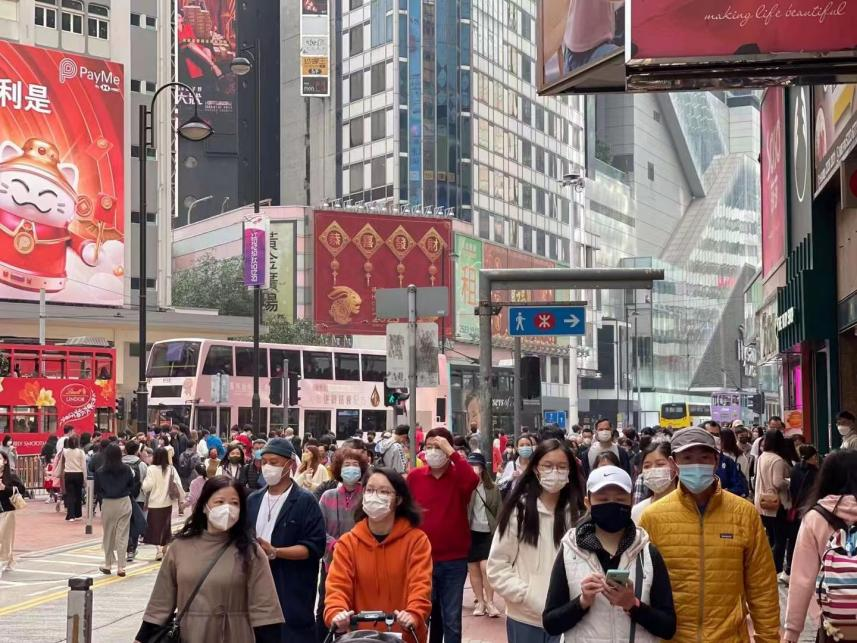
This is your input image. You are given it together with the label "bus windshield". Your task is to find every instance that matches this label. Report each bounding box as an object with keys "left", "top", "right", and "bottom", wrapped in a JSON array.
[
  {"left": 661, "top": 403, "right": 687, "bottom": 420},
  {"left": 146, "top": 341, "right": 201, "bottom": 378}
]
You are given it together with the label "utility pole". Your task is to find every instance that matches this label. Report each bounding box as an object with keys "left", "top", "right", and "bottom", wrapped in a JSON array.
[
  {"left": 513, "top": 337, "right": 522, "bottom": 442},
  {"left": 407, "top": 284, "right": 418, "bottom": 467}
]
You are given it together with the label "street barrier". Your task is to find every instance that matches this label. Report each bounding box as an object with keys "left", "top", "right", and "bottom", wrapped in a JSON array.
[
  {"left": 66, "top": 577, "right": 93, "bottom": 643},
  {"left": 17, "top": 454, "right": 44, "bottom": 491}
]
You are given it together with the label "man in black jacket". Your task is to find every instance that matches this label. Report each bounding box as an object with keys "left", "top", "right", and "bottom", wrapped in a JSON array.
[{"left": 247, "top": 438, "right": 326, "bottom": 643}]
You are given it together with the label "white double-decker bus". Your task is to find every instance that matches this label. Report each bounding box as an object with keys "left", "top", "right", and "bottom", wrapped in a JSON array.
[{"left": 144, "top": 338, "right": 448, "bottom": 439}]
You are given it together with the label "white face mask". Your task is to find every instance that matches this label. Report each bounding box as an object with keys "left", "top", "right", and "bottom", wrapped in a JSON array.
[
  {"left": 596, "top": 429, "right": 612, "bottom": 443},
  {"left": 538, "top": 470, "right": 569, "bottom": 493},
  {"left": 712, "top": 436, "right": 722, "bottom": 450},
  {"left": 425, "top": 448, "right": 448, "bottom": 469},
  {"left": 837, "top": 424, "right": 853, "bottom": 437},
  {"left": 362, "top": 492, "right": 392, "bottom": 520},
  {"left": 206, "top": 504, "right": 240, "bottom": 532},
  {"left": 642, "top": 467, "right": 674, "bottom": 494},
  {"left": 261, "top": 464, "right": 285, "bottom": 487}
]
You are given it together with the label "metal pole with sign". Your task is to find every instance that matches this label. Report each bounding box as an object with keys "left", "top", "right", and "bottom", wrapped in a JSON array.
[
  {"left": 513, "top": 337, "right": 522, "bottom": 442},
  {"left": 407, "top": 285, "right": 418, "bottom": 467}
]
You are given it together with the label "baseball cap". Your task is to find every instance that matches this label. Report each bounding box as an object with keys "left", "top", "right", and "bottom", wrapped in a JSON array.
[
  {"left": 586, "top": 465, "right": 633, "bottom": 494},
  {"left": 671, "top": 427, "right": 718, "bottom": 453},
  {"left": 467, "top": 452, "right": 487, "bottom": 468}
]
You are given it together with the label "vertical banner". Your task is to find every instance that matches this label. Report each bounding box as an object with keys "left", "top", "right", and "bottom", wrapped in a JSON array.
[
  {"left": 761, "top": 87, "right": 786, "bottom": 279},
  {"left": 300, "top": 0, "right": 330, "bottom": 96},
  {"left": 243, "top": 215, "right": 269, "bottom": 288},
  {"left": 454, "top": 234, "right": 483, "bottom": 341},
  {"left": 263, "top": 220, "right": 296, "bottom": 321}
]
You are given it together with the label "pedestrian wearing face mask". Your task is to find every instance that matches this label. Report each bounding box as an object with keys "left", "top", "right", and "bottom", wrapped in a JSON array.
[
  {"left": 543, "top": 466, "right": 676, "bottom": 641},
  {"left": 246, "top": 438, "right": 326, "bottom": 643},
  {"left": 325, "top": 467, "right": 433, "bottom": 642},
  {"left": 135, "top": 477, "right": 284, "bottom": 643},
  {"left": 835, "top": 410, "right": 857, "bottom": 450},
  {"left": 487, "top": 438, "right": 584, "bottom": 643},
  {"left": 222, "top": 444, "right": 248, "bottom": 486},
  {"left": 631, "top": 442, "right": 676, "bottom": 525},
  {"left": 407, "top": 427, "right": 479, "bottom": 643},
  {"left": 639, "top": 427, "right": 779, "bottom": 642},
  {"left": 316, "top": 447, "right": 370, "bottom": 642},
  {"left": 241, "top": 439, "right": 267, "bottom": 491},
  {"left": 702, "top": 421, "right": 748, "bottom": 497},
  {"left": 498, "top": 435, "right": 537, "bottom": 491},
  {"left": 466, "top": 452, "right": 502, "bottom": 618},
  {"left": 754, "top": 429, "right": 793, "bottom": 580},
  {"left": 579, "top": 419, "right": 632, "bottom": 477}
]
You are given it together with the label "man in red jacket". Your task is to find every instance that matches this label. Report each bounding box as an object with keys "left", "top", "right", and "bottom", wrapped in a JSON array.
[{"left": 407, "top": 427, "right": 479, "bottom": 643}]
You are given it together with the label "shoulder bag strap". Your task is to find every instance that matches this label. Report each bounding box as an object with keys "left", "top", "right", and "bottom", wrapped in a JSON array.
[
  {"left": 813, "top": 503, "right": 848, "bottom": 532},
  {"left": 175, "top": 542, "right": 231, "bottom": 626},
  {"left": 628, "top": 548, "right": 645, "bottom": 643}
]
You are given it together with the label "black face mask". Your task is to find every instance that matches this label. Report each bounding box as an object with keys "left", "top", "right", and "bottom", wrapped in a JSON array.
[{"left": 590, "top": 502, "right": 632, "bottom": 533}]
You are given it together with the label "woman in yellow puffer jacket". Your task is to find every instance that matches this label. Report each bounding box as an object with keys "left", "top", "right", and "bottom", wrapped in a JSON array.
[{"left": 639, "top": 427, "right": 779, "bottom": 643}]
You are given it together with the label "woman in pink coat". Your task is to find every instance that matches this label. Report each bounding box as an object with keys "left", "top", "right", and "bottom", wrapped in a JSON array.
[{"left": 783, "top": 450, "right": 857, "bottom": 643}]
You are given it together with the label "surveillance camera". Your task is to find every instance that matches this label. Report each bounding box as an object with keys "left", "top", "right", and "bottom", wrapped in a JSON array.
[{"left": 562, "top": 173, "right": 582, "bottom": 183}]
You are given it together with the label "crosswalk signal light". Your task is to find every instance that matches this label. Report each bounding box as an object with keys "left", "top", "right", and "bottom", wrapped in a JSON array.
[
  {"left": 384, "top": 385, "right": 409, "bottom": 407},
  {"left": 116, "top": 397, "right": 125, "bottom": 421},
  {"left": 269, "top": 376, "right": 283, "bottom": 406},
  {"left": 288, "top": 371, "right": 301, "bottom": 406}
]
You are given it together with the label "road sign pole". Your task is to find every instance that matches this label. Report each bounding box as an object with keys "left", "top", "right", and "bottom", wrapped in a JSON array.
[
  {"left": 407, "top": 284, "right": 418, "bottom": 468},
  {"left": 569, "top": 339, "right": 579, "bottom": 433},
  {"left": 513, "top": 336, "right": 522, "bottom": 443}
]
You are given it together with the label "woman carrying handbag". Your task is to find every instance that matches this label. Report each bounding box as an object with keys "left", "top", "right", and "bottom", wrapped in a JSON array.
[
  {"left": 0, "top": 450, "right": 27, "bottom": 573},
  {"left": 135, "top": 477, "right": 283, "bottom": 642}
]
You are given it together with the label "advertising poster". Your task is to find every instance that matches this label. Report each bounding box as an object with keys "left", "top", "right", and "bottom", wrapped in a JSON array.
[
  {"left": 814, "top": 84, "right": 857, "bottom": 192},
  {"left": 788, "top": 86, "right": 813, "bottom": 248},
  {"left": 631, "top": 0, "right": 857, "bottom": 62},
  {"left": 0, "top": 42, "right": 124, "bottom": 305},
  {"left": 300, "top": 0, "right": 330, "bottom": 96},
  {"left": 761, "top": 87, "right": 786, "bottom": 278},
  {"left": 243, "top": 215, "right": 269, "bottom": 288},
  {"left": 313, "top": 210, "right": 453, "bottom": 335},
  {"left": 454, "top": 234, "right": 483, "bottom": 341},
  {"left": 263, "top": 220, "right": 296, "bottom": 322},
  {"left": 540, "top": 0, "right": 623, "bottom": 87}
]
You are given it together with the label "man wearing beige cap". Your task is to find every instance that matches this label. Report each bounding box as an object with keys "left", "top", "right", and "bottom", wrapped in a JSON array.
[{"left": 639, "top": 427, "right": 778, "bottom": 642}]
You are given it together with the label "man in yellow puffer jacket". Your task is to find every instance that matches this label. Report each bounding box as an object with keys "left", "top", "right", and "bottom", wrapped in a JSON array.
[{"left": 640, "top": 427, "right": 779, "bottom": 642}]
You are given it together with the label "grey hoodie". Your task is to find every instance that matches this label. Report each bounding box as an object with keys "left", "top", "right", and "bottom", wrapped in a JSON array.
[{"left": 121, "top": 455, "right": 147, "bottom": 503}]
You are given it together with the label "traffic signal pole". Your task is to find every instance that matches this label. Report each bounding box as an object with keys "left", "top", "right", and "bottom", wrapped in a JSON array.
[
  {"left": 407, "top": 284, "right": 418, "bottom": 467},
  {"left": 477, "top": 268, "right": 665, "bottom": 473}
]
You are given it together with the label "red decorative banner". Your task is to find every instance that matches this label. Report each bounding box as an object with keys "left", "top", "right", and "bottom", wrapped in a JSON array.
[
  {"left": 761, "top": 87, "right": 786, "bottom": 278},
  {"left": 313, "top": 210, "right": 453, "bottom": 335}
]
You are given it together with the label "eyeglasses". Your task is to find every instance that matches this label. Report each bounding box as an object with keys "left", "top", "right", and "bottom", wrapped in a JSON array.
[
  {"left": 537, "top": 464, "right": 570, "bottom": 474},
  {"left": 365, "top": 488, "right": 395, "bottom": 499}
]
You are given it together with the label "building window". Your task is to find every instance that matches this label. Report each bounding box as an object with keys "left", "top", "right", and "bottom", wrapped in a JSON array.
[
  {"left": 349, "top": 25, "right": 364, "bottom": 56},
  {"left": 522, "top": 140, "right": 532, "bottom": 167},
  {"left": 349, "top": 117, "right": 364, "bottom": 147},
  {"left": 521, "top": 97, "right": 531, "bottom": 125},
  {"left": 536, "top": 188, "right": 545, "bottom": 215},
  {"left": 87, "top": 3, "right": 108, "bottom": 38},
  {"left": 494, "top": 217, "right": 505, "bottom": 244},
  {"left": 60, "top": 0, "right": 83, "bottom": 33},
  {"left": 36, "top": 0, "right": 57, "bottom": 28},
  {"left": 647, "top": 161, "right": 655, "bottom": 181},
  {"left": 561, "top": 198, "right": 570, "bottom": 224},
  {"left": 521, "top": 54, "right": 532, "bottom": 83},
  {"left": 523, "top": 224, "right": 532, "bottom": 252},
  {"left": 535, "top": 106, "right": 545, "bottom": 131},
  {"left": 371, "top": 157, "right": 386, "bottom": 188},
  {"left": 349, "top": 72, "right": 364, "bottom": 101},
  {"left": 370, "top": 0, "right": 393, "bottom": 47},
  {"left": 370, "top": 62, "right": 386, "bottom": 94},
  {"left": 521, "top": 11, "right": 531, "bottom": 40},
  {"left": 536, "top": 229, "right": 545, "bottom": 256},
  {"left": 370, "top": 109, "right": 386, "bottom": 140},
  {"left": 146, "top": 15, "right": 155, "bottom": 27},
  {"left": 478, "top": 166, "right": 489, "bottom": 192},
  {"left": 130, "top": 11, "right": 140, "bottom": 25},
  {"left": 535, "top": 146, "right": 545, "bottom": 173},
  {"left": 478, "top": 212, "right": 490, "bottom": 239},
  {"left": 522, "top": 184, "right": 532, "bottom": 210},
  {"left": 350, "top": 0, "right": 363, "bottom": 8},
  {"left": 349, "top": 163, "right": 364, "bottom": 193}
]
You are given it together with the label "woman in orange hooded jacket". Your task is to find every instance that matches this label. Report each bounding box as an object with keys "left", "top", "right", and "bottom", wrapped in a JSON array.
[{"left": 324, "top": 466, "right": 433, "bottom": 642}]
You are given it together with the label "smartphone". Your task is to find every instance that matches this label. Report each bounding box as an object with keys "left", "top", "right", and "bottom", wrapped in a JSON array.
[{"left": 606, "top": 569, "right": 630, "bottom": 585}]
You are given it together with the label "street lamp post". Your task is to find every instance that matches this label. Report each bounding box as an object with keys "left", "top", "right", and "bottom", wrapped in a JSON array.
[
  {"left": 231, "top": 39, "right": 263, "bottom": 435},
  {"left": 136, "top": 83, "right": 213, "bottom": 432}
]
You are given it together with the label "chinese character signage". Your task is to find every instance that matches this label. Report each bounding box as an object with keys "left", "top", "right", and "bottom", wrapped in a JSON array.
[
  {"left": 300, "top": 0, "right": 330, "bottom": 96},
  {"left": 243, "top": 215, "right": 269, "bottom": 288},
  {"left": 0, "top": 42, "right": 124, "bottom": 305},
  {"left": 263, "top": 220, "right": 296, "bottom": 321},
  {"left": 814, "top": 84, "right": 857, "bottom": 192},
  {"left": 629, "top": 0, "right": 857, "bottom": 63},
  {"left": 454, "top": 235, "right": 482, "bottom": 341},
  {"left": 761, "top": 87, "right": 786, "bottom": 278},
  {"left": 313, "top": 210, "right": 453, "bottom": 335}
]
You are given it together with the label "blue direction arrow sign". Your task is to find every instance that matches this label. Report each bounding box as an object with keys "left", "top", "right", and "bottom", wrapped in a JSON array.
[{"left": 509, "top": 306, "right": 585, "bottom": 336}]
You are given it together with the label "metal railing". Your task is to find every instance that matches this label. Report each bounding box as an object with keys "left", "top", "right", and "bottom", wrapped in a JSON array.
[{"left": 16, "top": 454, "right": 45, "bottom": 491}]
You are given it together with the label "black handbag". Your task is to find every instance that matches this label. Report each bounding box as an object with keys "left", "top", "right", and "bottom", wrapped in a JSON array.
[{"left": 146, "top": 542, "right": 231, "bottom": 642}]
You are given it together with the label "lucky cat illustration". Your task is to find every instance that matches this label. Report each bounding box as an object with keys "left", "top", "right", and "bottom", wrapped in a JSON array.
[{"left": 0, "top": 138, "right": 118, "bottom": 293}]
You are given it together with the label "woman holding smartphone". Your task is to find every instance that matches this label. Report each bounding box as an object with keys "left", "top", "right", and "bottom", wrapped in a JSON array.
[{"left": 543, "top": 466, "right": 676, "bottom": 642}]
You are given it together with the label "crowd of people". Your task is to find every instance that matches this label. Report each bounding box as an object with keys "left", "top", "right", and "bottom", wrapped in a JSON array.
[{"left": 0, "top": 411, "right": 855, "bottom": 643}]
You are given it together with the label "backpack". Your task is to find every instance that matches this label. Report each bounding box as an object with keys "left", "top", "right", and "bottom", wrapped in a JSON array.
[
  {"left": 128, "top": 459, "right": 143, "bottom": 498},
  {"left": 177, "top": 449, "right": 197, "bottom": 482},
  {"left": 813, "top": 503, "right": 857, "bottom": 641}
]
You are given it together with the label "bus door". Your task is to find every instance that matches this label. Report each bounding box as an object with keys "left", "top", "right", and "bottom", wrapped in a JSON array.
[
  {"left": 195, "top": 406, "right": 232, "bottom": 437},
  {"left": 303, "top": 409, "right": 331, "bottom": 440}
]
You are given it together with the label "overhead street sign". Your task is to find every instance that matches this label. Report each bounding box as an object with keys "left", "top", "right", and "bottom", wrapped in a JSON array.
[
  {"left": 375, "top": 287, "right": 449, "bottom": 318},
  {"left": 509, "top": 306, "right": 586, "bottom": 336},
  {"left": 544, "top": 410, "right": 567, "bottom": 429}
]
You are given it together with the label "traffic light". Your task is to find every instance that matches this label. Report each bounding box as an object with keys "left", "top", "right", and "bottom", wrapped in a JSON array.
[
  {"left": 130, "top": 397, "right": 138, "bottom": 421},
  {"left": 288, "top": 371, "right": 301, "bottom": 406},
  {"left": 269, "top": 376, "right": 283, "bottom": 406},
  {"left": 384, "top": 384, "right": 409, "bottom": 407},
  {"left": 116, "top": 397, "right": 125, "bottom": 421},
  {"left": 750, "top": 393, "right": 764, "bottom": 414}
]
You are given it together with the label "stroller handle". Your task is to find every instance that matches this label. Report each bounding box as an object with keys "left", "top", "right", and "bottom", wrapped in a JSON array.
[{"left": 349, "top": 611, "right": 396, "bottom": 625}]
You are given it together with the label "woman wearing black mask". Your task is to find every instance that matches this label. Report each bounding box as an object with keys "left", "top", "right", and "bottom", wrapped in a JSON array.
[{"left": 543, "top": 465, "right": 676, "bottom": 642}]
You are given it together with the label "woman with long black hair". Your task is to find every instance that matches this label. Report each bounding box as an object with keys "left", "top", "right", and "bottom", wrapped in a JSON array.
[
  {"left": 94, "top": 443, "right": 133, "bottom": 576},
  {"left": 487, "top": 438, "right": 584, "bottom": 643},
  {"left": 0, "top": 450, "right": 27, "bottom": 573},
  {"left": 134, "top": 477, "right": 283, "bottom": 643}
]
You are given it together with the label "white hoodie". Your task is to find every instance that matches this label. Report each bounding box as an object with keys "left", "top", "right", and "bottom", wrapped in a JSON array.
[{"left": 487, "top": 497, "right": 569, "bottom": 627}]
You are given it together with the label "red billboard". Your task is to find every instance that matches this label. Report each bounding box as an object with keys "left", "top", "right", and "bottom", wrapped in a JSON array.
[
  {"left": 313, "top": 210, "right": 453, "bottom": 335},
  {"left": 814, "top": 84, "right": 857, "bottom": 192},
  {"left": 0, "top": 42, "right": 124, "bottom": 305},
  {"left": 761, "top": 87, "right": 786, "bottom": 278},
  {"left": 483, "top": 241, "right": 558, "bottom": 347},
  {"left": 631, "top": 0, "right": 857, "bottom": 62}
]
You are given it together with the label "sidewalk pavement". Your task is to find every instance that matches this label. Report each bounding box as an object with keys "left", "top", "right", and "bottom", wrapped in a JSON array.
[
  {"left": 462, "top": 586, "right": 506, "bottom": 643},
  {"left": 14, "top": 490, "right": 105, "bottom": 555}
]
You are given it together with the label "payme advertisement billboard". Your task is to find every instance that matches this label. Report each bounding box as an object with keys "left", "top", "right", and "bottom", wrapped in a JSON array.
[{"left": 0, "top": 42, "right": 125, "bottom": 305}]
